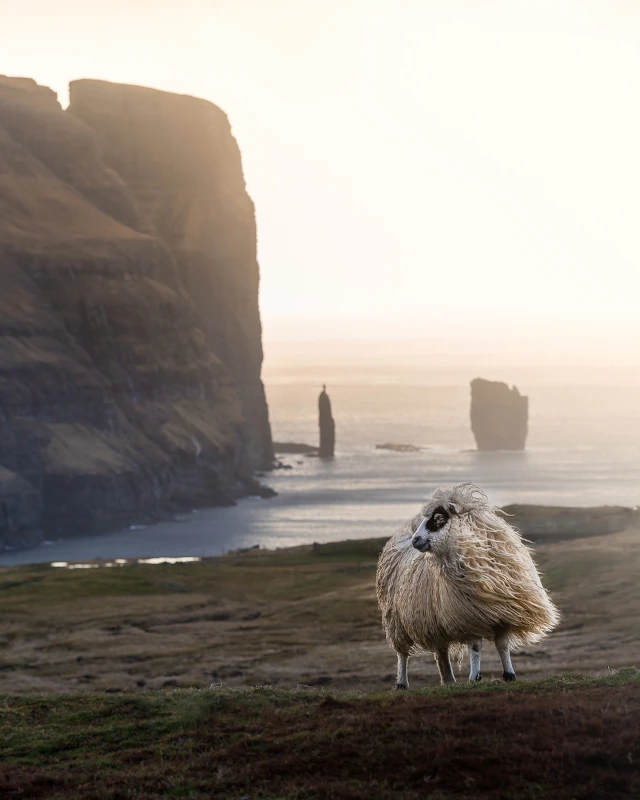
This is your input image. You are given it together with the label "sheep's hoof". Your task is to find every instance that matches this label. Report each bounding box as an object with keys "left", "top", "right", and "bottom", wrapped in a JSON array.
[
  {"left": 395, "top": 682, "right": 408, "bottom": 691},
  {"left": 471, "top": 672, "right": 482, "bottom": 682},
  {"left": 503, "top": 671, "right": 517, "bottom": 682}
]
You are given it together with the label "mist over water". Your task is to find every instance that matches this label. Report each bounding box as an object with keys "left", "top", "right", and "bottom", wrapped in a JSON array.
[
  {"left": 3, "top": 362, "right": 638, "bottom": 566},
  {"left": 265, "top": 363, "right": 640, "bottom": 507}
]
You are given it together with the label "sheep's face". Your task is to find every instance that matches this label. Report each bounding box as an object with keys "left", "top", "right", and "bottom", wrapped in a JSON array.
[{"left": 412, "top": 504, "right": 453, "bottom": 557}]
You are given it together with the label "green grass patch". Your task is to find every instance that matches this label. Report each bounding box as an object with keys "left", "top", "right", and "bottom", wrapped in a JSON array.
[
  {"left": 0, "top": 670, "right": 638, "bottom": 799},
  {"left": 0, "top": 540, "right": 387, "bottom": 612}
]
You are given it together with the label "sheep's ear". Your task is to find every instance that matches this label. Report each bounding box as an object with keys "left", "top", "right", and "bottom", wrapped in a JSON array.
[{"left": 447, "top": 502, "right": 460, "bottom": 516}]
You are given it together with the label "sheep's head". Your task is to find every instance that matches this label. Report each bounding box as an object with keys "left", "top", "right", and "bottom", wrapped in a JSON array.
[
  {"left": 412, "top": 503, "right": 455, "bottom": 557},
  {"left": 411, "top": 483, "right": 490, "bottom": 558}
]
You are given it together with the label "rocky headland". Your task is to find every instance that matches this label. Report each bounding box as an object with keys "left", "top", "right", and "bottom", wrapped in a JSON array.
[
  {"left": 272, "top": 442, "right": 318, "bottom": 454},
  {"left": 0, "top": 77, "right": 273, "bottom": 550}
]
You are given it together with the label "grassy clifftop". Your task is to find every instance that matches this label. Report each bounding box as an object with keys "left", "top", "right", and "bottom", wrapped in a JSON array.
[
  {"left": 0, "top": 525, "right": 638, "bottom": 797},
  {"left": 1, "top": 671, "right": 639, "bottom": 799},
  {"left": 0, "top": 526, "right": 638, "bottom": 693}
]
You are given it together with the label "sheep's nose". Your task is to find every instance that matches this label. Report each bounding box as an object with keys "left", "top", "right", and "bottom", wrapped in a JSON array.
[{"left": 412, "top": 533, "right": 431, "bottom": 552}]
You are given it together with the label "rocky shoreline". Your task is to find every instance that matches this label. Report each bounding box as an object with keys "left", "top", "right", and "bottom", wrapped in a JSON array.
[{"left": 1, "top": 497, "right": 636, "bottom": 559}]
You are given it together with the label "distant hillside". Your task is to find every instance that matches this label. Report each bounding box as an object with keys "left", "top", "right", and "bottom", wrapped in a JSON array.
[{"left": 0, "top": 76, "right": 273, "bottom": 550}]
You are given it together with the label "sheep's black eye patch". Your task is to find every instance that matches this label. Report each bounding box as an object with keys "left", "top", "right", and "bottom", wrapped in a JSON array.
[{"left": 426, "top": 506, "right": 449, "bottom": 532}]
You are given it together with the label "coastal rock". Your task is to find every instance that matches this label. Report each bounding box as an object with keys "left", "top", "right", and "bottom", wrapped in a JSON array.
[
  {"left": 470, "top": 378, "right": 528, "bottom": 451},
  {"left": 375, "top": 443, "right": 423, "bottom": 453},
  {"left": 273, "top": 442, "right": 318, "bottom": 454},
  {"left": 0, "top": 76, "right": 273, "bottom": 549},
  {"left": 318, "top": 385, "right": 335, "bottom": 457},
  {"left": 0, "top": 466, "right": 42, "bottom": 549}
]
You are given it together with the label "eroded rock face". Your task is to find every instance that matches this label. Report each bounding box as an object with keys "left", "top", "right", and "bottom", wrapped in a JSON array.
[
  {"left": 470, "top": 378, "right": 528, "bottom": 451},
  {"left": 0, "top": 76, "right": 272, "bottom": 549},
  {"left": 68, "top": 80, "right": 273, "bottom": 472}
]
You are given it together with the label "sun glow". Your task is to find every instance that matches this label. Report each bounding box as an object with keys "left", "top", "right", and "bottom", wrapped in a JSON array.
[{"left": 3, "top": 0, "right": 640, "bottom": 361}]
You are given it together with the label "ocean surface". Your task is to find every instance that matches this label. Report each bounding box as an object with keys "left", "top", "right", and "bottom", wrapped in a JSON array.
[{"left": 2, "top": 363, "right": 639, "bottom": 566}]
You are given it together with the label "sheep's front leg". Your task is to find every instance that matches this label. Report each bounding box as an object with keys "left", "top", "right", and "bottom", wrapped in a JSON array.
[
  {"left": 495, "top": 628, "right": 516, "bottom": 682},
  {"left": 435, "top": 647, "right": 456, "bottom": 685},
  {"left": 468, "top": 639, "right": 482, "bottom": 681},
  {"left": 396, "top": 652, "right": 409, "bottom": 690}
]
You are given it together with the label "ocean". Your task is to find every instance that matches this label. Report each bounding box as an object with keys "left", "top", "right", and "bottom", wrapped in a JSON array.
[{"left": 2, "top": 362, "right": 639, "bottom": 565}]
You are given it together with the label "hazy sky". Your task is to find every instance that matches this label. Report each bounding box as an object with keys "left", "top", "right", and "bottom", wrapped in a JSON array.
[{"left": 3, "top": 0, "right": 640, "bottom": 360}]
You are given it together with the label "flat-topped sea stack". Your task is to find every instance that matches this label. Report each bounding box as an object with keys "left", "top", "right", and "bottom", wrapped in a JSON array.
[
  {"left": 470, "top": 378, "right": 528, "bottom": 451},
  {"left": 0, "top": 76, "right": 273, "bottom": 549}
]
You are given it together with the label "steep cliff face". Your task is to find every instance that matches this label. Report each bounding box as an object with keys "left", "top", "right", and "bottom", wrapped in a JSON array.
[
  {"left": 0, "top": 76, "right": 272, "bottom": 549},
  {"left": 470, "top": 378, "right": 528, "bottom": 451},
  {"left": 68, "top": 80, "right": 273, "bottom": 471}
]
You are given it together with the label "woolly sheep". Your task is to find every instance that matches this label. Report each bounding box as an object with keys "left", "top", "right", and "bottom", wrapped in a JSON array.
[{"left": 376, "top": 483, "right": 560, "bottom": 688}]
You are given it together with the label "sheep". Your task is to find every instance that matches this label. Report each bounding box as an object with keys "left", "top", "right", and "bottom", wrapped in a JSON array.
[{"left": 376, "top": 483, "right": 560, "bottom": 688}]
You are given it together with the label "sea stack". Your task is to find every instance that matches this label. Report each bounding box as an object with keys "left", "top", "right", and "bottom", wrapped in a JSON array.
[
  {"left": 470, "top": 378, "right": 528, "bottom": 451},
  {"left": 318, "top": 385, "right": 335, "bottom": 457}
]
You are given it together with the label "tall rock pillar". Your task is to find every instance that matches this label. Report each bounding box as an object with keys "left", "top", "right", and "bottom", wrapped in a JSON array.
[{"left": 318, "top": 385, "right": 335, "bottom": 457}]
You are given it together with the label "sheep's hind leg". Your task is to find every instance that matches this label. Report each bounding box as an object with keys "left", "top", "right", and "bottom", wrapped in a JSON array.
[
  {"left": 468, "top": 640, "right": 482, "bottom": 681},
  {"left": 435, "top": 647, "right": 456, "bottom": 685},
  {"left": 495, "top": 628, "right": 516, "bottom": 682},
  {"left": 395, "top": 652, "right": 409, "bottom": 690}
]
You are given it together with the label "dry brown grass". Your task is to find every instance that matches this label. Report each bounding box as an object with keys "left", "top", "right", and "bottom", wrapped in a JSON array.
[{"left": 0, "top": 525, "right": 638, "bottom": 694}]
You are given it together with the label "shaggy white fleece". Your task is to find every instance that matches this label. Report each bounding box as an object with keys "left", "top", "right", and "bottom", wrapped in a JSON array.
[{"left": 376, "top": 483, "right": 560, "bottom": 686}]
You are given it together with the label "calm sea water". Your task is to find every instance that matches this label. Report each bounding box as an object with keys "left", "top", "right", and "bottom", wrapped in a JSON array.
[{"left": 2, "top": 364, "right": 639, "bottom": 565}]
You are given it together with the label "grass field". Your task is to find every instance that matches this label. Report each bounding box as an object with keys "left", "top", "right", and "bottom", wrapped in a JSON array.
[
  {"left": 0, "top": 515, "right": 638, "bottom": 797},
  {"left": 1, "top": 671, "right": 638, "bottom": 799},
  {"left": 0, "top": 522, "right": 638, "bottom": 693}
]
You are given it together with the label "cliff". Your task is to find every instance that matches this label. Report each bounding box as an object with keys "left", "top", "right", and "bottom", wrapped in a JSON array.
[
  {"left": 68, "top": 80, "right": 272, "bottom": 471},
  {"left": 0, "top": 76, "right": 273, "bottom": 549},
  {"left": 470, "top": 378, "right": 528, "bottom": 451}
]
